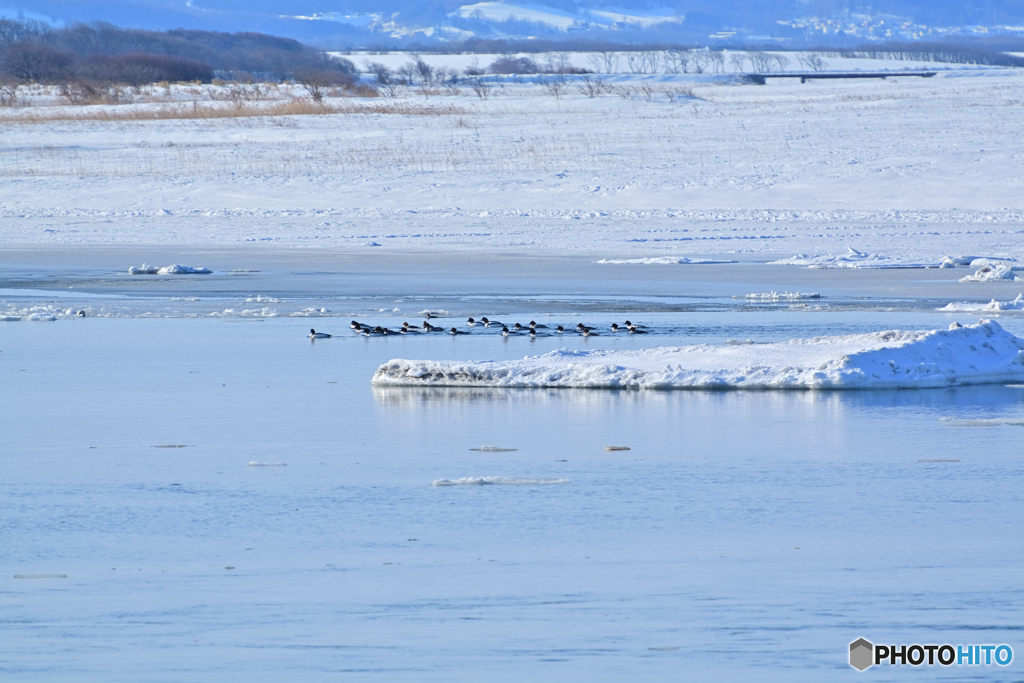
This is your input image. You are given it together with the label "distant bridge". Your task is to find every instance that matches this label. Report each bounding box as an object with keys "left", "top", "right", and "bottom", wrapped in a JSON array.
[{"left": 745, "top": 71, "right": 938, "bottom": 85}]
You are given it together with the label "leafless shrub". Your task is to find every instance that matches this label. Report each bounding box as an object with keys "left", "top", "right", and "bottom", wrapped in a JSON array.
[
  {"left": 415, "top": 84, "right": 441, "bottom": 99},
  {"left": 663, "top": 85, "right": 694, "bottom": 102},
  {"left": 469, "top": 77, "right": 492, "bottom": 100},
  {"left": 0, "top": 84, "right": 17, "bottom": 106},
  {"left": 489, "top": 56, "right": 538, "bottom": 74},
  {"left": 636, "top": 82, "right": 655, "bottom": 102},
  {"left": 58, "top": 81, "right": 132, "bottom": 105},
  {"left": 577, "top": 75, "right": 605, "bottom": 98},
  {"left": 614, "top": 84, "right": 633, "bottom": 100},
  {"left": 294, "top": 69, "right": 353, "bottom": 102},
  {"left": 364, "top": 60, "right": 404, "bottom": 98},
  {"left": 542, "top": 74, "right": 570, "bottom": 99}
]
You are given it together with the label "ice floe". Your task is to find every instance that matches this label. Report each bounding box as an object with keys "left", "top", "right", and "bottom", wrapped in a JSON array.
[
  {"left": 770, "top": 248, "right": 954, "bottom": 269},
  {"left": 938, "top": 294, "right": 1024, "bottom": 312},
  {"left": 596, "top": 257, "right": 738, "bottom": 264},
  {"left": 939, "top": 417, "right": 1024, "bottom": 427},
  {"left": 959, "top": 263, "right": 1020, "bottom": 283},
  {"left": 431, "top": 476, "right": 569, "bottom": 486},
  {"left": 373, "top": 320, "right": 1024, "bottom": 390},
  {"left": 129, "top": 264, "right": 212, "bottom": 275},
  {"left": 737, "top": 291, "right": 821, "bottom": 301}
]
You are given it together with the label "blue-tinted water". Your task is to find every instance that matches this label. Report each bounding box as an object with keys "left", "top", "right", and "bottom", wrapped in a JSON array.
[{"left": 2, "top": 298, "right": 1023, "bottom": 681}]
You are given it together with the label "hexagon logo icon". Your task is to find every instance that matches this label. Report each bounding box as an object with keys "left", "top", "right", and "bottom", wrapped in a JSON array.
[{"left": 850, "top": 638, "right": 874, "bottom": 671}]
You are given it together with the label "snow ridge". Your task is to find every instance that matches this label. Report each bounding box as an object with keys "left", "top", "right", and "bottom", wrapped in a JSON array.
[{"left": 372, "top": 320, "right": 1024, "bottom": 390}]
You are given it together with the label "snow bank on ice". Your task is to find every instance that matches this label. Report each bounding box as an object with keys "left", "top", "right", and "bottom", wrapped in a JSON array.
[
  {"left": 959, "top": 263, "right": 1019, "bottom": 283},
  {"left": 372, "top": 320, "right": 1024, "bottom": 390},
  {"left": 938, "top": 294, "right": 1024, "bottom": 313}
]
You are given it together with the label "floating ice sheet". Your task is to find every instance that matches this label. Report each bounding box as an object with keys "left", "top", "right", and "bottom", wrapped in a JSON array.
[
  {"left": 431, "top": 477, "right": 569, "bottom": 486},
  {"left": 769, "top": 248, "right": 944, "bottom": 269},
  {"left": 737, "top": 291, "right": 821, "bottom": 301},
  {"left": 596, "top": 257, "right": 738, "bottom": 264},
  {"left": 373, "top": 320, "right": 1024, "bottom": 390}
]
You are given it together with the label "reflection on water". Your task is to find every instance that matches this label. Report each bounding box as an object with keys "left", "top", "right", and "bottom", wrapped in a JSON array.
[{"left": 373, "top": 383, "right": 1024, "bottom": 411}]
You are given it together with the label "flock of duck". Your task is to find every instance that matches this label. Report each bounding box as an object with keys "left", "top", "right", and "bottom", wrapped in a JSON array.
[{"left": 309, "top": 318, "right": 650, "bottom": 339}]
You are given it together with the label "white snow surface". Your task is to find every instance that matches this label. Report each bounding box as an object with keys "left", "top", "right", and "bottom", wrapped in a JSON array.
[
  {"left": 939, "top": 294, "right": 1024, "bottom": 312},
  {"left": 3, "top": 71, "right": 1024, "bottom": 261},
  {"left": 373, "top": 320, "right": 1024, "bottom": 390}
]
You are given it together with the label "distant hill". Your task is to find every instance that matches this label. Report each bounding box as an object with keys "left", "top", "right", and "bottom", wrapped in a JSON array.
[{"left": 6, "top": 0, "right": 1024, "bottom": 48}]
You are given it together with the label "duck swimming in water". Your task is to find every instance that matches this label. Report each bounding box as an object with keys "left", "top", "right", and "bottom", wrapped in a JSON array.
[
  {"left": 529, "top": 320, "right": 547, "bottom": 329},
  {"left": 309, "top": 329, "right": 331, "bottom": 339},
  {"left": 481, "top": 317, "right": 502, "bottom": 327},
  {"left": 450, "top": 327, "right": 469, "bottom": 335},
  {"left": 422, "top": 320, "right": 444, "bottom": 332}
]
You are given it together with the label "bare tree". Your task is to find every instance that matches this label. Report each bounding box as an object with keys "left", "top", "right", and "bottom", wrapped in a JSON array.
[
  {"left": 587, "top": 50, "right": 619, "bottom": 74},
  {"left": 709, "top": 51, "right": 725, "bottom": 73},
  {"left": 729, "top": 53, "right": 747, "bottom": 72},
  {"left": 663, "top": 49, "right": 690, "bottom": 74},
  {"left": 773, "top": 53, "right": 791, "bottom": 72},
  {"left": 690, "top": 50, "right": 711, "bottom": 74},
  {"left": 624, "top": 51, "right": 648, "bottom": 74},
  {"left": 799, "top": 53, "right": 827, "bottom": 71},
  {"left": 635, "top": 82, "right": 655, "bottom": 102},
  {"left": 747, "top": 51, "right": 775, "bottom": 73}
]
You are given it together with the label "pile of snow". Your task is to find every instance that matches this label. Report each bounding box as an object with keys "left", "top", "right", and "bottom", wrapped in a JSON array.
[
  {"left": 373, "top": 320, "right": 1024, "bottom": 390},
  {"left": 129, "top": 264, "right": 212, "bottom": 275},
  {"left": 960, "top": 263, "right": 1020, "bottom": 283},
  {"left": 940, "top": 256, "right": 985, "bottom": 268},
  {"left": 431, "top": 476, "right": 569, "bottom": 486},
  {"left": 769, "top": 248, "right": 940, "bottom": 269},
  {"left": 737, "top": 292, "right": 821, "bottom": 301},
  {"left": 938, "top": 294, "right": 1024, "bottom": 312},
  {"left": 597, "top": 257, "right": 738, "bottom": 264},
  {"left": 0, "top": 305, "right": 86, "bottom": 321}
]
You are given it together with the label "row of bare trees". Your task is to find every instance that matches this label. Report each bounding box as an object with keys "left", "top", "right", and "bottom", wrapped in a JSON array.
[{"left": 585, "top": 49, "right": 828, "bottom": 74}]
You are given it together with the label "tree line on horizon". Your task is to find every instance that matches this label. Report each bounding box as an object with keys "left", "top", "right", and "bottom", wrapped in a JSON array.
[{"left": 0, "top": 19, "right": 358, "bottom": 85}]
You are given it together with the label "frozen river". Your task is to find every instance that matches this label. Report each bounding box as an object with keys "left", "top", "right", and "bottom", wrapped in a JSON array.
[{"left": 2, "top": 251, "right": 1023, "bottom": 681}]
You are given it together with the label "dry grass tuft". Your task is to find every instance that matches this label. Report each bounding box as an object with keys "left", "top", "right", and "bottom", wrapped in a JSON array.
[{"left": 0, "top": 98, "right": 467, "bottom": 125}]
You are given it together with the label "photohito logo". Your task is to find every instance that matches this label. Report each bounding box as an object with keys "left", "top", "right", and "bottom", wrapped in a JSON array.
[{"left": 849, "top": 638, "right": 1012, "bottom": 671}]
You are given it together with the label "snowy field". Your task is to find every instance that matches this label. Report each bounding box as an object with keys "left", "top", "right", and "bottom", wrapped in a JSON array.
[{"left": 3, "top": 63, "right": 1024, "bottom": 680}]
